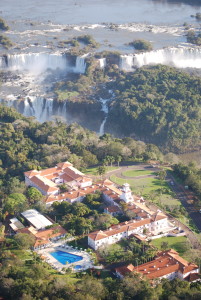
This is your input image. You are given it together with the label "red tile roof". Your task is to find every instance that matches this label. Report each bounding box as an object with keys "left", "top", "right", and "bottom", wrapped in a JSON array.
[
  {"left": 88, "top": 217, "right": 153, "bottom": 241},
  {"left": 133, "top": 249, "right": 198, "bottom": 280},
  {"left": 115, "top": 264, "right": 135, "bottom": 276},
  {"left": 18, "top": 225, "right": 67, "bottom": 248},
  {"left": 105, "top": 206, "right": 121, "bottom": 213},
  {"left": 31, "top": 175, "right": 59, "bottom": 193},
  {"left": 115, "top": 250, "right": 199, "bottom": 280},
  {"left": 57, "top": 162, "right": 72, "bottom": 168}
]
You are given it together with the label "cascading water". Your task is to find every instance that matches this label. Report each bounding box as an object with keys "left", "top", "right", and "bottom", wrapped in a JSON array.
[
  {"left": 120, "top": 47, "right": 201, "bottom": 70},
  {"left": 99, "top": 98, "right": 109, "bottom": 136},
  {"left": 120, "top": 55, "right": 134, "bottom": 71},
  {"left": 99, "top": 58, "right": 106, "bottom": 69},
  {"left": 0, "top": 51, "right": 87, "bottom": 123},
  {"left": 22, "top": 97, "right": 54, "bottom": 122},
  {"left": 0, "top": 53, "right": 69, "bottom": 74},
  {"left": 74, "top": 55, "right": 87, "bottom": 73}
]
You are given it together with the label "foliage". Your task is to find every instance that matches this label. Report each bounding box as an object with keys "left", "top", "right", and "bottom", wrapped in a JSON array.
[
  {"left": 4, "top": 193, "right": 27, "bottom": 214},
  {"left": 129, "top": 39, "right": 153, "bottom": 51},
  {"left": 99, "top": 237, "right": 157, "bottom": 265},
  {"left": 0, "top": 17, "right": 9, "bottom": 30},
  {"left": 77, "top": 35, "right": 100, "bottom": 48},
  {"left": 26, "top": 187, "right": 43, "bottom": 204},
  {"left": 14, "top": 233, "right": 35, "bottom": 249},
  {"left": 186, "top": 30, "right": 201, "bottom": 45},
  {"left": 173, "top": 162, "right": 201, "bottom": 201},
  {"left": 0, "top": 34, "right": 13, "bottom": 48},
  {"left": 107, "top": 65, "right": 201, "bottom": 153}
]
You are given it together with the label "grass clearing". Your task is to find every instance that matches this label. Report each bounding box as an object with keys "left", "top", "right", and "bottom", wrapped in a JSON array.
[
  {"left": 122, "top": 169, "right": 155, "bottom": 177},
  {"left": 151, "top": 236, "right": 187, "bottom": 256},
  {"left": 110, "top": 174, "right": 169, "bottom": 197},
  {"left": 55, "top": 90, "right": 79, "bottom": 101}
]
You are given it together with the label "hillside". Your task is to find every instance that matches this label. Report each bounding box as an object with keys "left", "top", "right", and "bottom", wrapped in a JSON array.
[{"left": 106, "top": 65, "right": 201, "bottom": 153}]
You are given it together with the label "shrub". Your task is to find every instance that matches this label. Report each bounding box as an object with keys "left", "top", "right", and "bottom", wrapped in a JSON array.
[
  {"left": 0, "top": 18, "right": 9, "bottom": 31},
  {"left": 129, "top": 39, "right": 153, "bottom": 51},
  {"left": 0, "top": 34, "right": 13, "bottom": 49}
]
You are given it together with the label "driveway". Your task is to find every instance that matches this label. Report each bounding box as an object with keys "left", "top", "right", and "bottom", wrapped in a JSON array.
[{"left": 167, "top": 173, "right": 201, "bottom": 233}]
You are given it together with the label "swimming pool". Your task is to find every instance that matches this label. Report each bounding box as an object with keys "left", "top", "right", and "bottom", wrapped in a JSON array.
[
  {"left": 50, "top": 250, "right": 83, "bottom": 265},
  {"left": 74, "top": 265, "right": 82, "bottom": 270}
]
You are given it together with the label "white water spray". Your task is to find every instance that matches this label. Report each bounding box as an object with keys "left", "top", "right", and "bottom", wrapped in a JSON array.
[
  {"left": 99, "top": 99, "right": 108, "bottom": 136},
  {"left": 0, "top": 53, "right": 68, "bottom": 74},
  {"left": 120, "top": 47, "right": 201, "bottom": 70},
  {"left": 74, "top": 54, "right": 87, "bottom": 73},
  {"left": 99, "top": 58, "right": 106, "bottom": 69}
]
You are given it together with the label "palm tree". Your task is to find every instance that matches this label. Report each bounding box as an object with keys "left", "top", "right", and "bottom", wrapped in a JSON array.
[
  {"left": 116, "top": 155, "right": 122, "bottom": 167},
  {"left": 97, "top": 166, "right": 106, "bottom": 178}
]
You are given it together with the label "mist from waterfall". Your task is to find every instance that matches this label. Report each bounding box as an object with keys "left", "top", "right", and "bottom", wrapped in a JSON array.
[
  {"left": 120, "top": 47, "right": 201, "bottom": 70},
  {"left": 0, "top": 53, "right": 69, "bottom": 75}
]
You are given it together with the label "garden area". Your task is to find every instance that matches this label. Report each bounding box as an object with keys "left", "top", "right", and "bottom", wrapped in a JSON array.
[
  {"left": 98, "top": 237, "right": 157, "bottom": 266},
  {"left": 151, "top": 236, "right": 188, "bottom": 256}
]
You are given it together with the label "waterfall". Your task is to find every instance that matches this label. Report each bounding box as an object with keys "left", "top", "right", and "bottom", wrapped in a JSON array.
[
  {"left": 0, "top": 53, "right": 68, "bottom": 74},
  {"left": 0, "top": 96, "right": 69, "bottom": 123},
  {"left": 57, "top": 100, "right": 67, "bottom": 120},
  {"left": 74, "top": 55, "right": 87, "bottom": 73},
  {"left": 0, "top": 56, "right": 7, "bottom": 68},
  {"left": 99, "top": 118, "right": 107, "bottom": 136},
  {"left": 120, "top": 55, "right": 134, "bottom": 71},
  {"left": 120, "top": 47, "right": 201, "bottom": 70},
  {"left": 99, "top": 98, "right": 109, "bottom": 136},
  {"left": 99, "top": 58, "right": 106, "bottom": 69},
  {"left": 22, "top": 97, "right": 54, "bottom": 122}
]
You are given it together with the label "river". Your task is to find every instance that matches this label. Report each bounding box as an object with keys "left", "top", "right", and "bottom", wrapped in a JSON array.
[{"left": 1, "top": 0, "right": 200, "bottom": 25}]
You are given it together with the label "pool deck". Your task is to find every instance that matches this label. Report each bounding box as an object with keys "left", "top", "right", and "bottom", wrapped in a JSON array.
[{"left": 36, "top": 240, "right": 93, "bottom": 272}]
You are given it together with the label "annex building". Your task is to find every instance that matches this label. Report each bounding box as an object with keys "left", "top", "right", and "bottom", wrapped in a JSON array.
[
  {"left": 115, "top": 249, "right": 200, "bottom": 283},
  {"left": 9, "top": 209, "right": 66, "bottom": 249}
]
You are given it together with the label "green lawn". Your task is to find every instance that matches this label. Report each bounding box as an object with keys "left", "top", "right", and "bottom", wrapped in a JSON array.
[
  {"left": 85, "top": 166, "right": 118, "bottom": 176},
  {"left": 151, "top": 236, "right": 187, "bottom": 256},
  {"left": 110, "top": 174, "right": 168, "bottom": 197},
  {"left": 122, "top": 169, "right": 155, "bottom": 177}
]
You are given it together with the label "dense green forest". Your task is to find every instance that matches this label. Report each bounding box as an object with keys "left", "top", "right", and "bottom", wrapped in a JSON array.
[
  {"left": 106, "top": 65, "right": 201, "bottom": 153},
  {"left": 53, "top": 62, "right": 201, "bottom": 153},
  {"left": 0, "top": 104, "right": 164, "bottom": 197}
]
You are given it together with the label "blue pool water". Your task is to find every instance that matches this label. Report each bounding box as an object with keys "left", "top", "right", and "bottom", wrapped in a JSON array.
[
  {"left": 74, "top": 265, "right": 82, "bottom": 270},
  {"left": 50, "top": 251, "right": 83, "bottom": 265}
]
